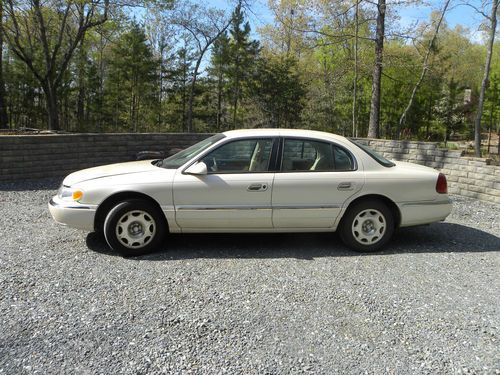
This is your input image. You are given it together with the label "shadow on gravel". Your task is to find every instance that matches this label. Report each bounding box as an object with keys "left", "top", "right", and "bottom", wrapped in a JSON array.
[{"left": 85, "top": 222, "right": 500, "bottom": 260}]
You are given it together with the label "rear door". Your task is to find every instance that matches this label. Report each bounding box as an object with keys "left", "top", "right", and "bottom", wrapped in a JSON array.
[{"left": 272, "top": 138, "right": 364, "bottom": 228}]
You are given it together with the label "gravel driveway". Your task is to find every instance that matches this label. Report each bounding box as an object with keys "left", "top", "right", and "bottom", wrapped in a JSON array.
[{"left": 1, "top": 179, "right": 499, "bottom": 374}]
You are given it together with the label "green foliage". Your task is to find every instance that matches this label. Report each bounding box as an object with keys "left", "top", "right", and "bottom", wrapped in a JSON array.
[
  {"left": 434, "top": 79, "right": 467, "bottom": 142},
  {"left": 1, "top": 1, "right": 498, "bottom": 138},
  {"left": 104, "top": 22, "right": 158, "bottom": 132},
  {"left": 249, "top": 56, "right": 306, "bottom": 128}
]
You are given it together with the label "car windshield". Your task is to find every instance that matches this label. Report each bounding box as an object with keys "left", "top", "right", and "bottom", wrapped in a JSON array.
[
  {"left": 348, "top": 139, "right": 395, "bottom": 167},
  {"left": 161, "top": 134, "right": 225, "bottom": 169}
]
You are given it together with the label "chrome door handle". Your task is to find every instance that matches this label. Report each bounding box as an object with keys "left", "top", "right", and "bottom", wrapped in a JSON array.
[
  {"left": 247, "top": 183, "right": 268, "bottom": 191},
  {"left": 337, "top": 182, "right": 352, "bottom": 190}
]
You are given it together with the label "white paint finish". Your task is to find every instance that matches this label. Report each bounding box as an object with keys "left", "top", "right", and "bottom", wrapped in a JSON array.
[
  {"left": 173, "top": 170, "right": 274, "bottom": 229},
  {"left": 69, "top": 167, "right": 177, "bottom": 207},
  {"left": 49, "top": 129, "right": 453, "bottom": 236},
  {"left": 399, "top": 200, "right": 452, "bottom": 227},
  {"left": 179, "top": 227, "right": 332, "bottom": 233},
  {"left": 48, "top": 197, "right": 96, "bottom": 231},
  {"left": 63, "top": 160, "right": 160, "bottom": 186},
  {"left": 272, "top": 171, "right": 364, "bottom": 228}
]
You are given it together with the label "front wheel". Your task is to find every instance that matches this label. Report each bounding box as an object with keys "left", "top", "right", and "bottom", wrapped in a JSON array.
[
  {"left": 339, "top": 200, "right": 394, "bottom": 252},
  {"left": 103, "top": 199, "right": 167, "bottom": 256}
]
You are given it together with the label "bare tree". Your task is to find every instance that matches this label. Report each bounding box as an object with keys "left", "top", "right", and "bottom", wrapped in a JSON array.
[
  {"left": 398, "top": 0, "right": 451, "bottom": 137},
  {"left": 367, "top": 0, "right": 386, "bottom": 138},
  {"left": 172, "top": 2, "right": 230, "bottom": 132},
  {"left": 472, "top": 0, "right": 498, "bottom": 156},
  {"left": 3, "top": 0, "right": 110, "bottom": 130}
]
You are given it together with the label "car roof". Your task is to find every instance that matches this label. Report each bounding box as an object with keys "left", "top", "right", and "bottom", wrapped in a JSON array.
[{"left": 222, "top": 128, "right": 349, "bottom": 143}]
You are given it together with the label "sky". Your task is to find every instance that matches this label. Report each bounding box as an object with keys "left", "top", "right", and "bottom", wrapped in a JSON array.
[
  {"left": 396, "top": 0, "right": 487, "bottom": 42},
  {"left": 207, "top": 0, "right": 489, "bottom": 43}
]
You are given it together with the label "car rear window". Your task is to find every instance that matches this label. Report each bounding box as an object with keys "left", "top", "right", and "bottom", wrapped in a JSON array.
[{"left": 349, "top": 139, "right": 395, "bottom": 167}]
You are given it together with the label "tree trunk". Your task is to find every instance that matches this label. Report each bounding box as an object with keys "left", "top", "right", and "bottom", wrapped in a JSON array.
[
  {"left": 76, "top": 36, "right": 86, "bottom": 130},
  {"left": 367, "top": 0, "right": 386, "bottom": 138},
  {"left": 487, "top": 98, "right": 494, "bottom": 154},
  {"left": 0, "top": 0, "right": 9, "bottom": 129},
  {"left": 216, "top": 65, "right": 223, "bottom": 131},
  {"left": 352, "top": 0, "right": 359, "bottom": 137},
  {"left": 45, "top": 84, "right": 59, "bottom": 131},
  {"left": 98, "top": 29, "right": 104, "bottom": 131},
  {"left": 232, "top": 86, "right": 239, "bottom": 129},
  {"left": 157, "top": 47, "right": 163, "bottom": 131},
  {"left": 187, "top": 56, "right": 203, "bottom": 133},
  {"left": 474, "top": 0, "right": 498, "bottom": 157},
  {"left": 231, "top": 53, "right": 241, "bottom": 129},
  {"left": 426, "top": 93, "right": 433, "bottom": 140},
  {"left": 497, "top": 119, "right": 499, "bottom": 156},
  {"left": 398, "top": 0, "right": 450, "bottom": 139}
]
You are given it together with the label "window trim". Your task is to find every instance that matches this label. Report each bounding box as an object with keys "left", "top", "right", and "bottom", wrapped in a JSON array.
[{"left": 278, "top": 137, "right": 358, "bottom": 173}]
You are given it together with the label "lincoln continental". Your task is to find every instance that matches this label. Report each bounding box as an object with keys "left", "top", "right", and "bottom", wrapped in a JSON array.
[{"left": 49, "top": 129, "right": 452, "bottom": 256}]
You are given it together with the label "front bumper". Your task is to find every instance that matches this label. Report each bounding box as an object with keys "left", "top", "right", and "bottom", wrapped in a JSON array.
[
  {"left": 48, "top": 196, "right": 97, "bottom": 231},
  {"left": 399, "top": 197, "right": 453, "bottom": 227}
]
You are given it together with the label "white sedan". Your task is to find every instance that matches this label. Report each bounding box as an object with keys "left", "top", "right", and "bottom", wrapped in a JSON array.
[{"left": 49, "top": 129, "right": 452, "bottom": 256}]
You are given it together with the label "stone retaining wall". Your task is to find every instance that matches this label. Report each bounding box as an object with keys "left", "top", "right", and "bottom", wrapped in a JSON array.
[
  {"left": 0, "top": 133, "right": 498, "bottom": 204},
  {"left": 0, "top": 133, "right": 207, "bottom": 182}
]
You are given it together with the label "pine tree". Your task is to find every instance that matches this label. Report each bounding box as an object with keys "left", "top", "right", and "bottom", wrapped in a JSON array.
[
  {"left": 208, "top": 32, "right": 230, "bottom": 131},
  {"left": 105, "top": 22, "right": 158, "bottom": 132},
  {"left": 227, "top": 2, "right": 259, "bottom": 128},
  {"left": 250, "top": 56, "right": 305, "bottom": 128}
]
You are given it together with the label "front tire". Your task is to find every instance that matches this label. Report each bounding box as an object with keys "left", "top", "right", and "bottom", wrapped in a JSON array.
[
  {"left": 339, "top": 200, "right": 394, "bottom": 252},
  {"left": 103, "top": 199, "right": 167, "bottom": 256}
]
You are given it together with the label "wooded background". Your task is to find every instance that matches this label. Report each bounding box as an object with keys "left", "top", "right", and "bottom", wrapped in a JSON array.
[{"left": 0, "top": 0, "right": 498, "bottom": 154}]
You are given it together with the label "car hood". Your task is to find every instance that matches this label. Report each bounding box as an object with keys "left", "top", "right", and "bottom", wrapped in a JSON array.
[{"left": 63, "top": 160, "right": 163, "bottom": 186}]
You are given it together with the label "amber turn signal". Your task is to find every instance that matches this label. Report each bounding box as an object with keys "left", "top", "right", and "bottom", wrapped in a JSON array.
[{"left": 72, "top": 190, "right": 83, "bottom": 201}]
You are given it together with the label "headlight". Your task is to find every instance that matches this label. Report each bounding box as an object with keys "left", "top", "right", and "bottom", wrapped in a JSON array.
[{"left": 58, "top": 185, "right": 84, "bottom": 202}]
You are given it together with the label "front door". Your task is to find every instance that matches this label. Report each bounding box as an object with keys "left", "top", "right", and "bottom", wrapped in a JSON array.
[{"left": 173, "top": 138, "right": 276, "bottom": 230}]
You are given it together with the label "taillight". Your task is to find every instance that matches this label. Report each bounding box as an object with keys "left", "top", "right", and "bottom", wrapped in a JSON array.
[{"left": 436, "top": 173, "right": 447, "bottom": 194}]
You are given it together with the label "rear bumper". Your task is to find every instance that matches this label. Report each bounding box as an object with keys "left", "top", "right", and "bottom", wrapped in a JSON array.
[
  {"left": 399, "top": 198, "right": 453, "bottom": 227},
  {"left": 48, "top": 196, "right": 97, "bottom": 231}
]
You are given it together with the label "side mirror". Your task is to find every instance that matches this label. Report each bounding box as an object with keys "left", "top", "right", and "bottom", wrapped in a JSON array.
[{"left": 185, "top": 161, "right": 208, "bottom": 175}]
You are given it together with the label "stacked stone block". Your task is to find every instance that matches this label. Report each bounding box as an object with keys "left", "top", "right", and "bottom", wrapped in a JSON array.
[{"left": 0, "top": 133, "right": 207, "bottom": 183}]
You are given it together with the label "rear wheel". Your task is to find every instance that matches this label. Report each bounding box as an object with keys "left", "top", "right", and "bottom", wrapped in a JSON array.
[
  {"left": 103, "top": 199, "right": 166, "bottom": 256},
  {"left": 339, "top": 200, "right": 394, "bottom": 252}
]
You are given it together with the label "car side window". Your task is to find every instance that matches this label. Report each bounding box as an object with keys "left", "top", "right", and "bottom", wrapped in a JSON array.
[
  {"left": 282, "top": 139, "right": 335, "bottom": 172},
  {"left": 202, "top": 138, "right": 273, "bottom": 173},
  {"left": 281, "top": 139, "right": 355, "bottom": 172},
  {"left": 333, "top": 146, "right": 355, "bottom": 171}
]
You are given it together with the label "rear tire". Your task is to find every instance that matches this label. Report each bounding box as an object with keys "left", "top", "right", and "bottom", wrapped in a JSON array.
[
  {"left": 103, "top": 199, "right": 166, "bottom": 257},
  {"left": 339, "top": 199, "right": 394, "bottom": 252}
]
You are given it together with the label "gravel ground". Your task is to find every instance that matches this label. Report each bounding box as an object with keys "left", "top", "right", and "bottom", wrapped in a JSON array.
[{"left": 0, "top": 179, "right": 499, "bottom": 374}]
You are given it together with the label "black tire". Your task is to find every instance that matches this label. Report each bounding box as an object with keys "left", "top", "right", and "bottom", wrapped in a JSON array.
[
  {"left": 339, "top": 199, "right": 394, "bottom": 252},
  {"left": 103, "top": 199, "right": 167, "bottom": 256}
]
